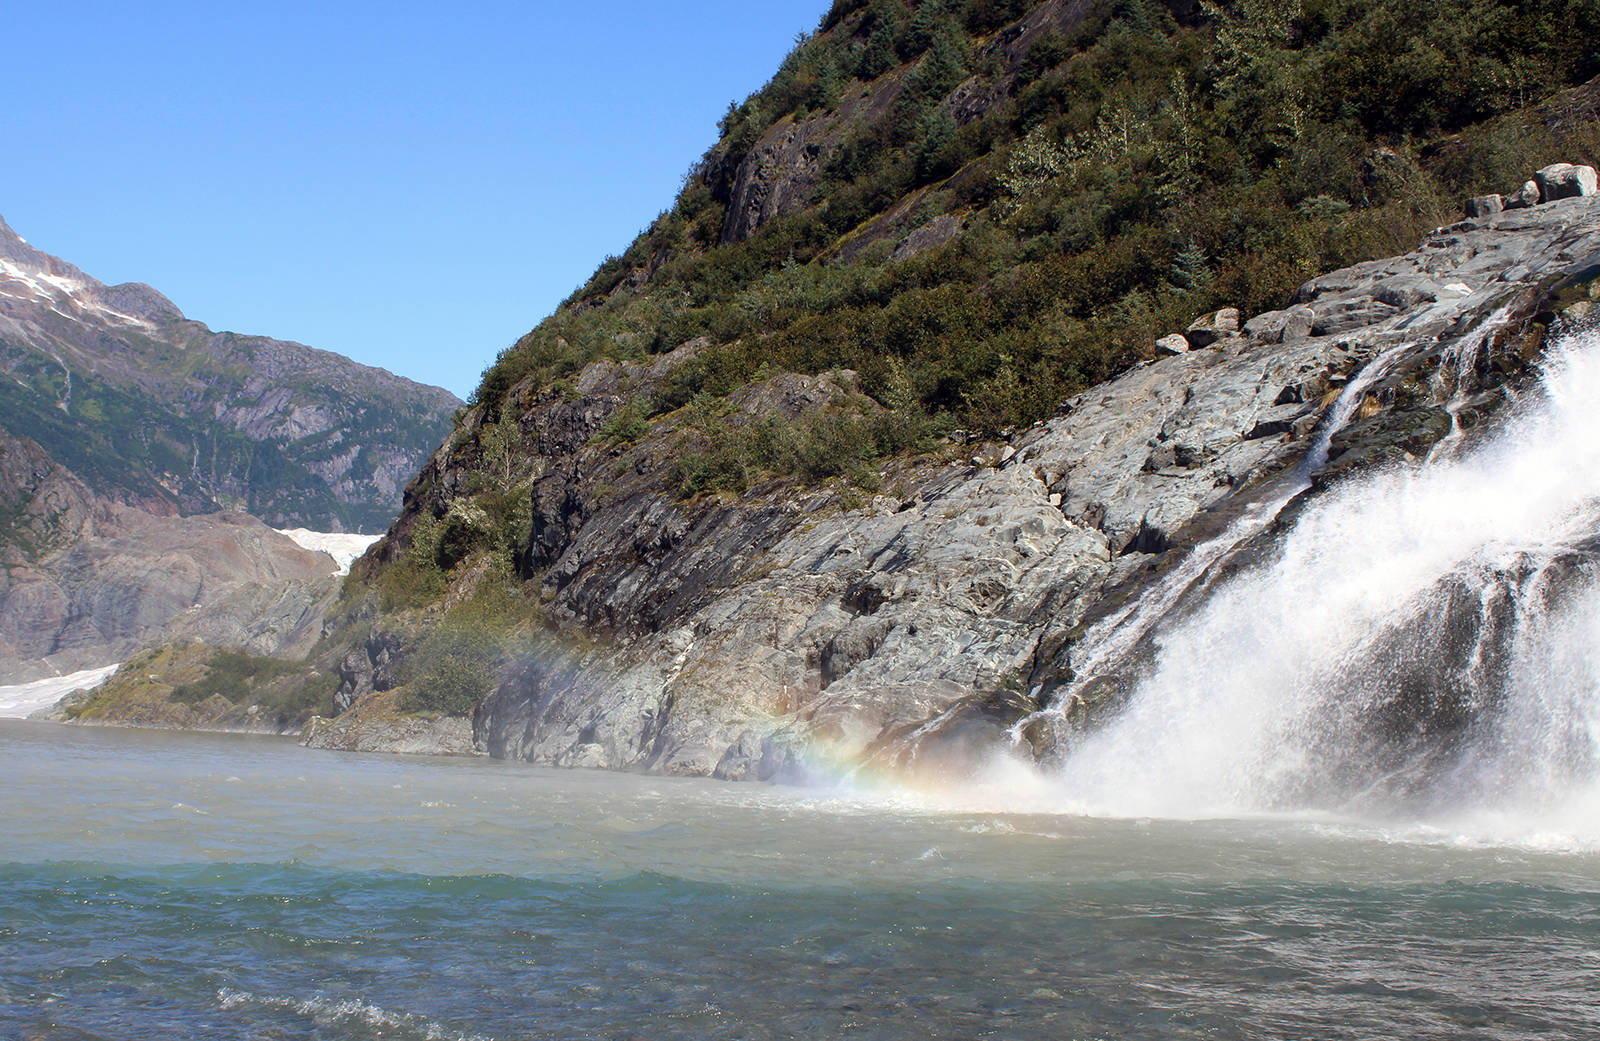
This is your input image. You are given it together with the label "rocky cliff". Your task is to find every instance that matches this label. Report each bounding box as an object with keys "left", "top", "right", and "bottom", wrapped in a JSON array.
[
  {"left": 331, "top": 186, "right": 1599, "bottom": 777},
  {"left": 0, "top": 214, "right": 460, "bottom": 532},
  {"left": 309, "top": 0, "right": 1600, "bottom": 773}
]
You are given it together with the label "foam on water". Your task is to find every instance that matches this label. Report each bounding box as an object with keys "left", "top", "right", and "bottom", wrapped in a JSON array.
[{"left": 217, "top": 988, "right": 494, "bottom": 1041}]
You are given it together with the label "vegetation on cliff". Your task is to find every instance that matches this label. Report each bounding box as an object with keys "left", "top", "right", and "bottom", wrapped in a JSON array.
[
  {"left": 339, "top": 0, "right": 1600, "bottom": 729},
  {"left": 471, "top": 0, "right": 1599, "bottom": 445},
  {"left": 61, "top": 644, "right": 338, "bottom": 732}
]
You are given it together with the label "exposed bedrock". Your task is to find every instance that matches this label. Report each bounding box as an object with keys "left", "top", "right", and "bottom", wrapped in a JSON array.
[{"left": 365, "top": 195, "right": 1600, "bottom": 780}]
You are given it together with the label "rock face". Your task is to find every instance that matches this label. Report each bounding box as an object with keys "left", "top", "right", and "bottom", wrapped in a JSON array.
[
  {"left": 709, "top": 0, "right": 1202, "bottom": 250},
  {"left": 1463, "top": 194, "right": 1504, "bottom": 218},
  {"left": 0, "top": 427, "right": 109, "bottom": 566},
  {"left": 0, "top": 213, "right": 460, "bottom": 532},
  {"left": 0, "top": 424, "right": 346, "bottom": 685},
  {"left": 0, "top": 503, "right": 338, "bottom": 684},
  {"left": 348, "top": 194, "right": 1600, "bottom": 779},
  {"left": 302, "top": 690, "right": 478, "bottom": 756}
]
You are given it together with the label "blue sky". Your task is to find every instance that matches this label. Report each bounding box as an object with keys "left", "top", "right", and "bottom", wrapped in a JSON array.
[{"left": 2, "top": 1, "right": 829, "bottom": 399}]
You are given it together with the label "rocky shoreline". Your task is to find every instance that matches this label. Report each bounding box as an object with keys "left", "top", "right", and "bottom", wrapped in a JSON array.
[
  {"left": 31, "top": 174, "right": 1600, "bottom": 775},
  {"left": 318, "top": 181, "right": 1600, "bottom": 777}
]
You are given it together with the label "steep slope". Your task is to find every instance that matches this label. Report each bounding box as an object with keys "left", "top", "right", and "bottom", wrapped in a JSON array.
[
  {"left": 331, "top": 191, "right": 1599, "bottom": 777},
  {"left": 109, "top": 0, "right": 1600, "bottom": 771},
  {"left": 470, "top": 0, "right": 1599, "bottom": 442},
  {"left": 0, "top": 215, "right": 461, "bottom": 532}
]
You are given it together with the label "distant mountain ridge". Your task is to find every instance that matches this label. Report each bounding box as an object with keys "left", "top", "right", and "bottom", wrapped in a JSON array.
[{"left": 0, "top": 214, "right": 461, "bottom": 532}]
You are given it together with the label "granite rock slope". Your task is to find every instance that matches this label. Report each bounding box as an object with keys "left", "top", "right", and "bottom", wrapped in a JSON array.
[{"left": 341, "top": 192, "right": 1600, "bottom": 777}]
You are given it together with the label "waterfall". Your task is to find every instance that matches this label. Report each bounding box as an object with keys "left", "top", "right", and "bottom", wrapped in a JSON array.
[{"left": 1035, "top": 323, "right": 1600, "bottom": 832}]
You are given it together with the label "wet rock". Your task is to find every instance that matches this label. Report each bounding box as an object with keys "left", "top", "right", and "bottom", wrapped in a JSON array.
[
  {"left": 384, "top": 196, "right": 1600, "bottom": 781},
  {"left": 1317, "top": 406, "right": 1457, "bottom": 486},
  {"left": 1245, "top": 404, "right": 1309, "bottom": 440}
]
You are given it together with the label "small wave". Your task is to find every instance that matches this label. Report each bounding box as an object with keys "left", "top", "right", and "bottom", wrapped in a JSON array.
[
  {"left": 217, "top": 987, "right": 495, "bottom": 1041},
  {"left": 959, "top": 819, "right": 1017, "bottom": 835}
]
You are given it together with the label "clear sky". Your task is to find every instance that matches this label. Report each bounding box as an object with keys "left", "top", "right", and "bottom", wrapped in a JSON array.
[{"left": 2, "top": 1, "right": 829, "bottom": 400}]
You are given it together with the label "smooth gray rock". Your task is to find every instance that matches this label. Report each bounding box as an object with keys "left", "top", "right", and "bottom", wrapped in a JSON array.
[
  {"left": 1505, "top": 180, "right": 1541, "bottom": 210},
  {"left": 360, "top": 196, "right": 1600, "bottom": 781},
  {"left": 1535, "top": 163, "right": 1599, "bottom": 202},
  {"left": 1464, "top": 194, "right": 1504, "bottom": 218},
  {"left": 1184, "top": 308, "right": 1240, "bottom": 348},
  {"left": 1244, "top": 305, "right": 1315, "bottom": 344},
  {"left": 1155, "top": 333, "right": 1190, "bottom": 356}
]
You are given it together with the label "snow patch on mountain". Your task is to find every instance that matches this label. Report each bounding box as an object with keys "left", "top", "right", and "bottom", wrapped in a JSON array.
[
  {"left": 276, "top": 529, "right": 383, "bottom": 576},
  {"left": 0, "top": 664, "right": 119, "bottom": 719}
]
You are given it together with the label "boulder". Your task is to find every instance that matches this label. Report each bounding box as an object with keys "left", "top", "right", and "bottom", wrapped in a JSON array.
[
  {"left": 1155, "top": 333, "right": 1190, "bottom": 356},
  {"left": 1374, "top": 280, "right": 1438, "bottom": 309},
  {"left": 1185, "top": 307, "right": 1241, "bottom": 348},
  {"left": 1504, "top": 180, "right": 1541, "bottom": 210},
  {"left": 1463, "top": 194, "right": 1503, "bottom": 219},
  {"left": 1535, "top": 163, "right": 1599, "bottom": 202},
  {"left": 1244, "top": 306, "right": 1315, "bottom": 344},
  {"left": 1554, "top": 300, "right": 1597, "bottom": 336}
]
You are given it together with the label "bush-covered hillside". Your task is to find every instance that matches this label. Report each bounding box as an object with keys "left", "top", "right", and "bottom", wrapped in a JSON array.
[{"left": 472, "top": 0, "right": 1599, "bottom": 452}]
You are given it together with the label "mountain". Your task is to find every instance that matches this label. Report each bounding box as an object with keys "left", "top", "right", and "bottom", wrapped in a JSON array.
[
  {"left": 0, "top": 215, "right": 461, "bottom": 688},
  {"left": 0, "top": 214, "right": 461, "bottom": 532},
  {"left": 0, "top": 422, "right": 341, "bottom": 685},
  {"left": 317, "top": 193, "right": 1595, "bottom": 774},
  {"left": 68, "top": 0, "right": 1600, "bottom": 773}
]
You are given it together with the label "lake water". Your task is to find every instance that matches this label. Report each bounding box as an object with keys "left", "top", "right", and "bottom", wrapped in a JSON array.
[{"left": 3, "top": 719, "right": 1599, "bottom": 1040}]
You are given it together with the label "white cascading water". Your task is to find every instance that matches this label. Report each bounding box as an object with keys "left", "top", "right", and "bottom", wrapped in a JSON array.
[{"left": 1041, "top": 324, "right": 1600, "bottom": 837}]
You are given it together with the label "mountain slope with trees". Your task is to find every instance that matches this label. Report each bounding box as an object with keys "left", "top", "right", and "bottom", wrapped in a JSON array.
[
  {"left": 70, "top": 0, "right": 1600, "bottom": 767},
  {"left": 0, "top": 215, "right": 461, "bottom": 533},
  {"left": 471, "top": 0, "right": 1599, "bottom": 446}
]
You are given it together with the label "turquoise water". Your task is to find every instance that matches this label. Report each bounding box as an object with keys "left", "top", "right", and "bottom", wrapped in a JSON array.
[{"left": 4, "top": 720, "right": 1600, "bottom": 1040}]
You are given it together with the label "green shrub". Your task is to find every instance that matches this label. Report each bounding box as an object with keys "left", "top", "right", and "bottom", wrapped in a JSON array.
[
  {"left": 460, "top": 0, "right": 1600, "bottom": 481},
  {"left": 399, "top": 624, "right": 501, "bottom": 717},
  {"left": 169, "top": 649, "right": 337, "bottom": 723},
  {"left": 597, "top": 399, "right": 652, "bottom": 444}
]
